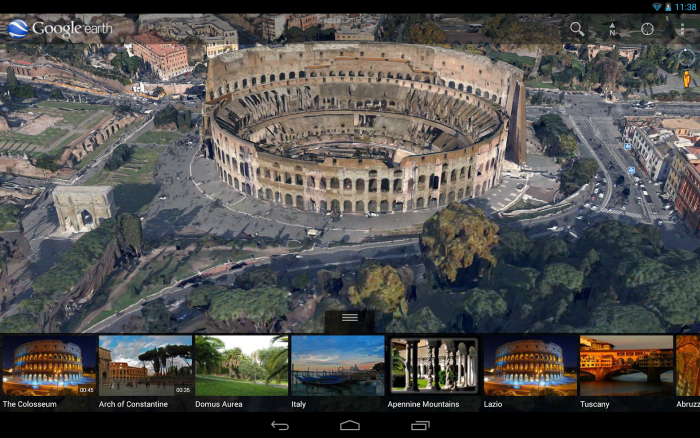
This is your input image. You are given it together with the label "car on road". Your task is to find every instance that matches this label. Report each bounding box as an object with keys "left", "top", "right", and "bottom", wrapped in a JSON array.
[
  {"left": 516, "top": 183, "right": 525, "bottom": 191},
  {"left": 576, "top": 216, "right": 584, "bottom": 220},
  {"left": 599, "top": 193, "right": 604, "bottom": 198},
  {"left": 594, "top": 188, "right": 599, "bottom": 194},
  {"left": 366, "top": 211, "right": 379, "bottom": 218}
]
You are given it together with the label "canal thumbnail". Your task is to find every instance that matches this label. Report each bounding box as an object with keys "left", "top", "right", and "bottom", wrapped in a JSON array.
[
  {"left": 390, "top": 337, "right": 478, "bottom": 394},
  {"left": 580, "top": 335, "right": 673, "bottom": 396},
  {"left": 483, "top": 335, "right": 578, "bottom": 396},
  {"left": 98, "top": 335, "right": 193, "bottom": 396},
  {"left": 194, "top": 335, "right": 288, "bottom": 396},
  {"left": 676, "top": 335, "right": 700, "bottom": 396},
  {"left": 2, "top": 335, "right": 97, "bottom": 396},
  {"left": 291, "top": 335, "right": 384, "bottom": 396}
]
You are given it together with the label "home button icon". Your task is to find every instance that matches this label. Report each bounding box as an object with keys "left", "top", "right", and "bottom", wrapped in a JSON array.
[{"left": 340, "top": 420, "right": 360, "bottom": 431}]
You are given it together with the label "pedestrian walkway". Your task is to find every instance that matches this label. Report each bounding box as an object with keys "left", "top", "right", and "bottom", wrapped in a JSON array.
[{"left": 600, "top": 207, "right": 645, "bottom": 219}]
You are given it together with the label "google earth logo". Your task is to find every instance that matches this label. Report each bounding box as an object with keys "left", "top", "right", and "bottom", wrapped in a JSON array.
[{"left": 8, "top": 20, "right": 28, "bottom": 39}]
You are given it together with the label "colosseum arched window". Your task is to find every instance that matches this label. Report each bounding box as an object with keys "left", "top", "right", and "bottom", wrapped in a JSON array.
[
  {"left": 381, "top": 179, "right": 390, "bottom": 192},
  {"left": 280, "top": 73, "right": 286, "bottom": 80},
  {"left": 368, "top": 179, "right": 378, "bottom": 193},
  {"left": 344, "top": 200, "right": 352, "bottom": 213},
  {"left": 416, "top": 197, "right": 425, "bottom": 209},
  {"left": 343, "top": 178, "right": 352, "bottom": 190}
]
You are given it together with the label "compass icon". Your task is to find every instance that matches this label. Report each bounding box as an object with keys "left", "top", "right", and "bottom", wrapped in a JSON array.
[
  {"left": 679, "top": 48, "right": 696, "bottom": 68},
  {"left": 641, "top": 23, "right": 655, "bottom": 36}
]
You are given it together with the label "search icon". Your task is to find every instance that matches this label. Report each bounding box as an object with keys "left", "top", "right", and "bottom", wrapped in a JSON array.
[{"left": 570, "top": 22, "right": 585, "bottom": 37}]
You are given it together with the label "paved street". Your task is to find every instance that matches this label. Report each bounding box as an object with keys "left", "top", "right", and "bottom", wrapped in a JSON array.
[
  {"left": 519, "top": 91, "right": 700, "bottom": 251},
  {"left": 83, "top": 238, "right": 421, "bottom": 333}
]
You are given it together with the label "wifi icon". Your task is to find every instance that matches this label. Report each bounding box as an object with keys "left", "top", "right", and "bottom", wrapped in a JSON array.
[{"left": 653, "top": 3, "right": 662, "bottom": 10}]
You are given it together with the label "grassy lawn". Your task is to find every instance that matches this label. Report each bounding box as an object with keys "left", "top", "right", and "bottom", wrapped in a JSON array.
[
  {"left": 35, "top": 101, "right": 111, "bottom": 111},
  {"left": 505, "top": 197, "right": 547, "bottom": 212},
  {"left": 57, "top": 132, "right": 82, "bottom": 148},
  {"left": 86, "top": 146, "right": 163, "bottom": 214},
  {"left": 195, "top": 375, "right": 288, "bottom": 396},
  {"left": 74, "top": 122, "right": 136, "bottom": 170},
  {"left": 135, "top": 130, "right": 183, "bottom": 145},
  {"left": 0, "top": 127, "right": 68, "bottom": 150},
  {"left": 393, "top": 378, "right": 429, "bottom": 391},
  {"left": 498, "top": 203, "right": 572, "bottom": 224},
  {"left": 525, "top": 80, "right": 557, "bottom": 89}
]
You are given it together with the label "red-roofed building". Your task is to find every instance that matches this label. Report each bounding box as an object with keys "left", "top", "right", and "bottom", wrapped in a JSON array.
[
  {"left": 676, "top": 162, "right": 700, "bottom": 235},
  {"left": 129, "top": 31, "right": 189, "bottom": 81}
]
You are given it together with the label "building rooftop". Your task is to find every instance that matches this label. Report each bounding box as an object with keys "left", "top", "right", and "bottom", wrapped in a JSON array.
[
  {"left": 132, "top": 31, "right": 187, "bottom": 57},
  {"left": 662, "top": 118, "right": 700, "bottom": 131},
  {"left": 53, "top": 185, "right": 114, "bottom": 195}
]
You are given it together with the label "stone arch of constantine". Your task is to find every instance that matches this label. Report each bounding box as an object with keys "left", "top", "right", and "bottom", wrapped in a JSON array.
[{"left": 52, "top": 186, "right": 116, "bottom": 232}]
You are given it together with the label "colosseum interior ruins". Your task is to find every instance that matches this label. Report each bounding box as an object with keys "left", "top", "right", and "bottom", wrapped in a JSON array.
[{"left": 201, "top": 42, "right": 526, "bottom": 214}]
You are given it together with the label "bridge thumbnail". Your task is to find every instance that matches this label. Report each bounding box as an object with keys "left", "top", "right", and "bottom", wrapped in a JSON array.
[{"left": 580, "top": 336, "right": 674, "bottom": 383}]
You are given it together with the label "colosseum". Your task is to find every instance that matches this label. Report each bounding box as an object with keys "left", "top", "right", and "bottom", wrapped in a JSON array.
[
  {"left": 201, "top": 42, "right": 526, "bottom": 214},
  {"left": 12, "top": 339, "right": 85, "bottom": 383},
  {"left": 494, "top": 340, "right": 565, "bottom": 383}
]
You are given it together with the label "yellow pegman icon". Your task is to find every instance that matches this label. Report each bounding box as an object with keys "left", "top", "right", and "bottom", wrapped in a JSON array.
[{"left": 684, "top": 71, "right": 691, "bottom": 88}]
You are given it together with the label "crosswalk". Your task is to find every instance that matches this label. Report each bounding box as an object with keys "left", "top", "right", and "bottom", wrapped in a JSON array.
[
  {"left": 599, "top": 207, "right": 645, "bottom": 219},
  {"left": 570, "top": 116, "right": 614, "bottom": 123},
  {"left": 599, "top": 207, "right": 670, "bottom": 221}
]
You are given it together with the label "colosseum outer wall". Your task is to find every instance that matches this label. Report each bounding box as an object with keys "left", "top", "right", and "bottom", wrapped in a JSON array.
[{"left": 202, "top": 42, "right": 525, "bottom": 214}]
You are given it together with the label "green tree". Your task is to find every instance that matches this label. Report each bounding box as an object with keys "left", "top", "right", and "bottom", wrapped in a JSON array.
[
  {"left": 6, "top": 67, "right": 18, "bottom": 88},
  {"left": 223, "top": 347, "right": 244, "bottom": 378},
  {"left": 194, "top": 336, "right": 224, "bottom": 375},
  {"left": 264, "top": 335, "right": 289, "bottom": 384},
  {"left": 392, "top": 347, "right": 405, "bottom": 372}
]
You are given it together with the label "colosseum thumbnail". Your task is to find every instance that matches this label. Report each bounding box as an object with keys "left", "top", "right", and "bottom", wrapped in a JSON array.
[
  {"left": 12, "top": 339, "right": 85, "bottom": 382},
  {"left": 494, "top": 340, "right": 565, "bottom": 383},
  {"left": 201, "top": 42, "right": 526, "bottom": 214}
]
